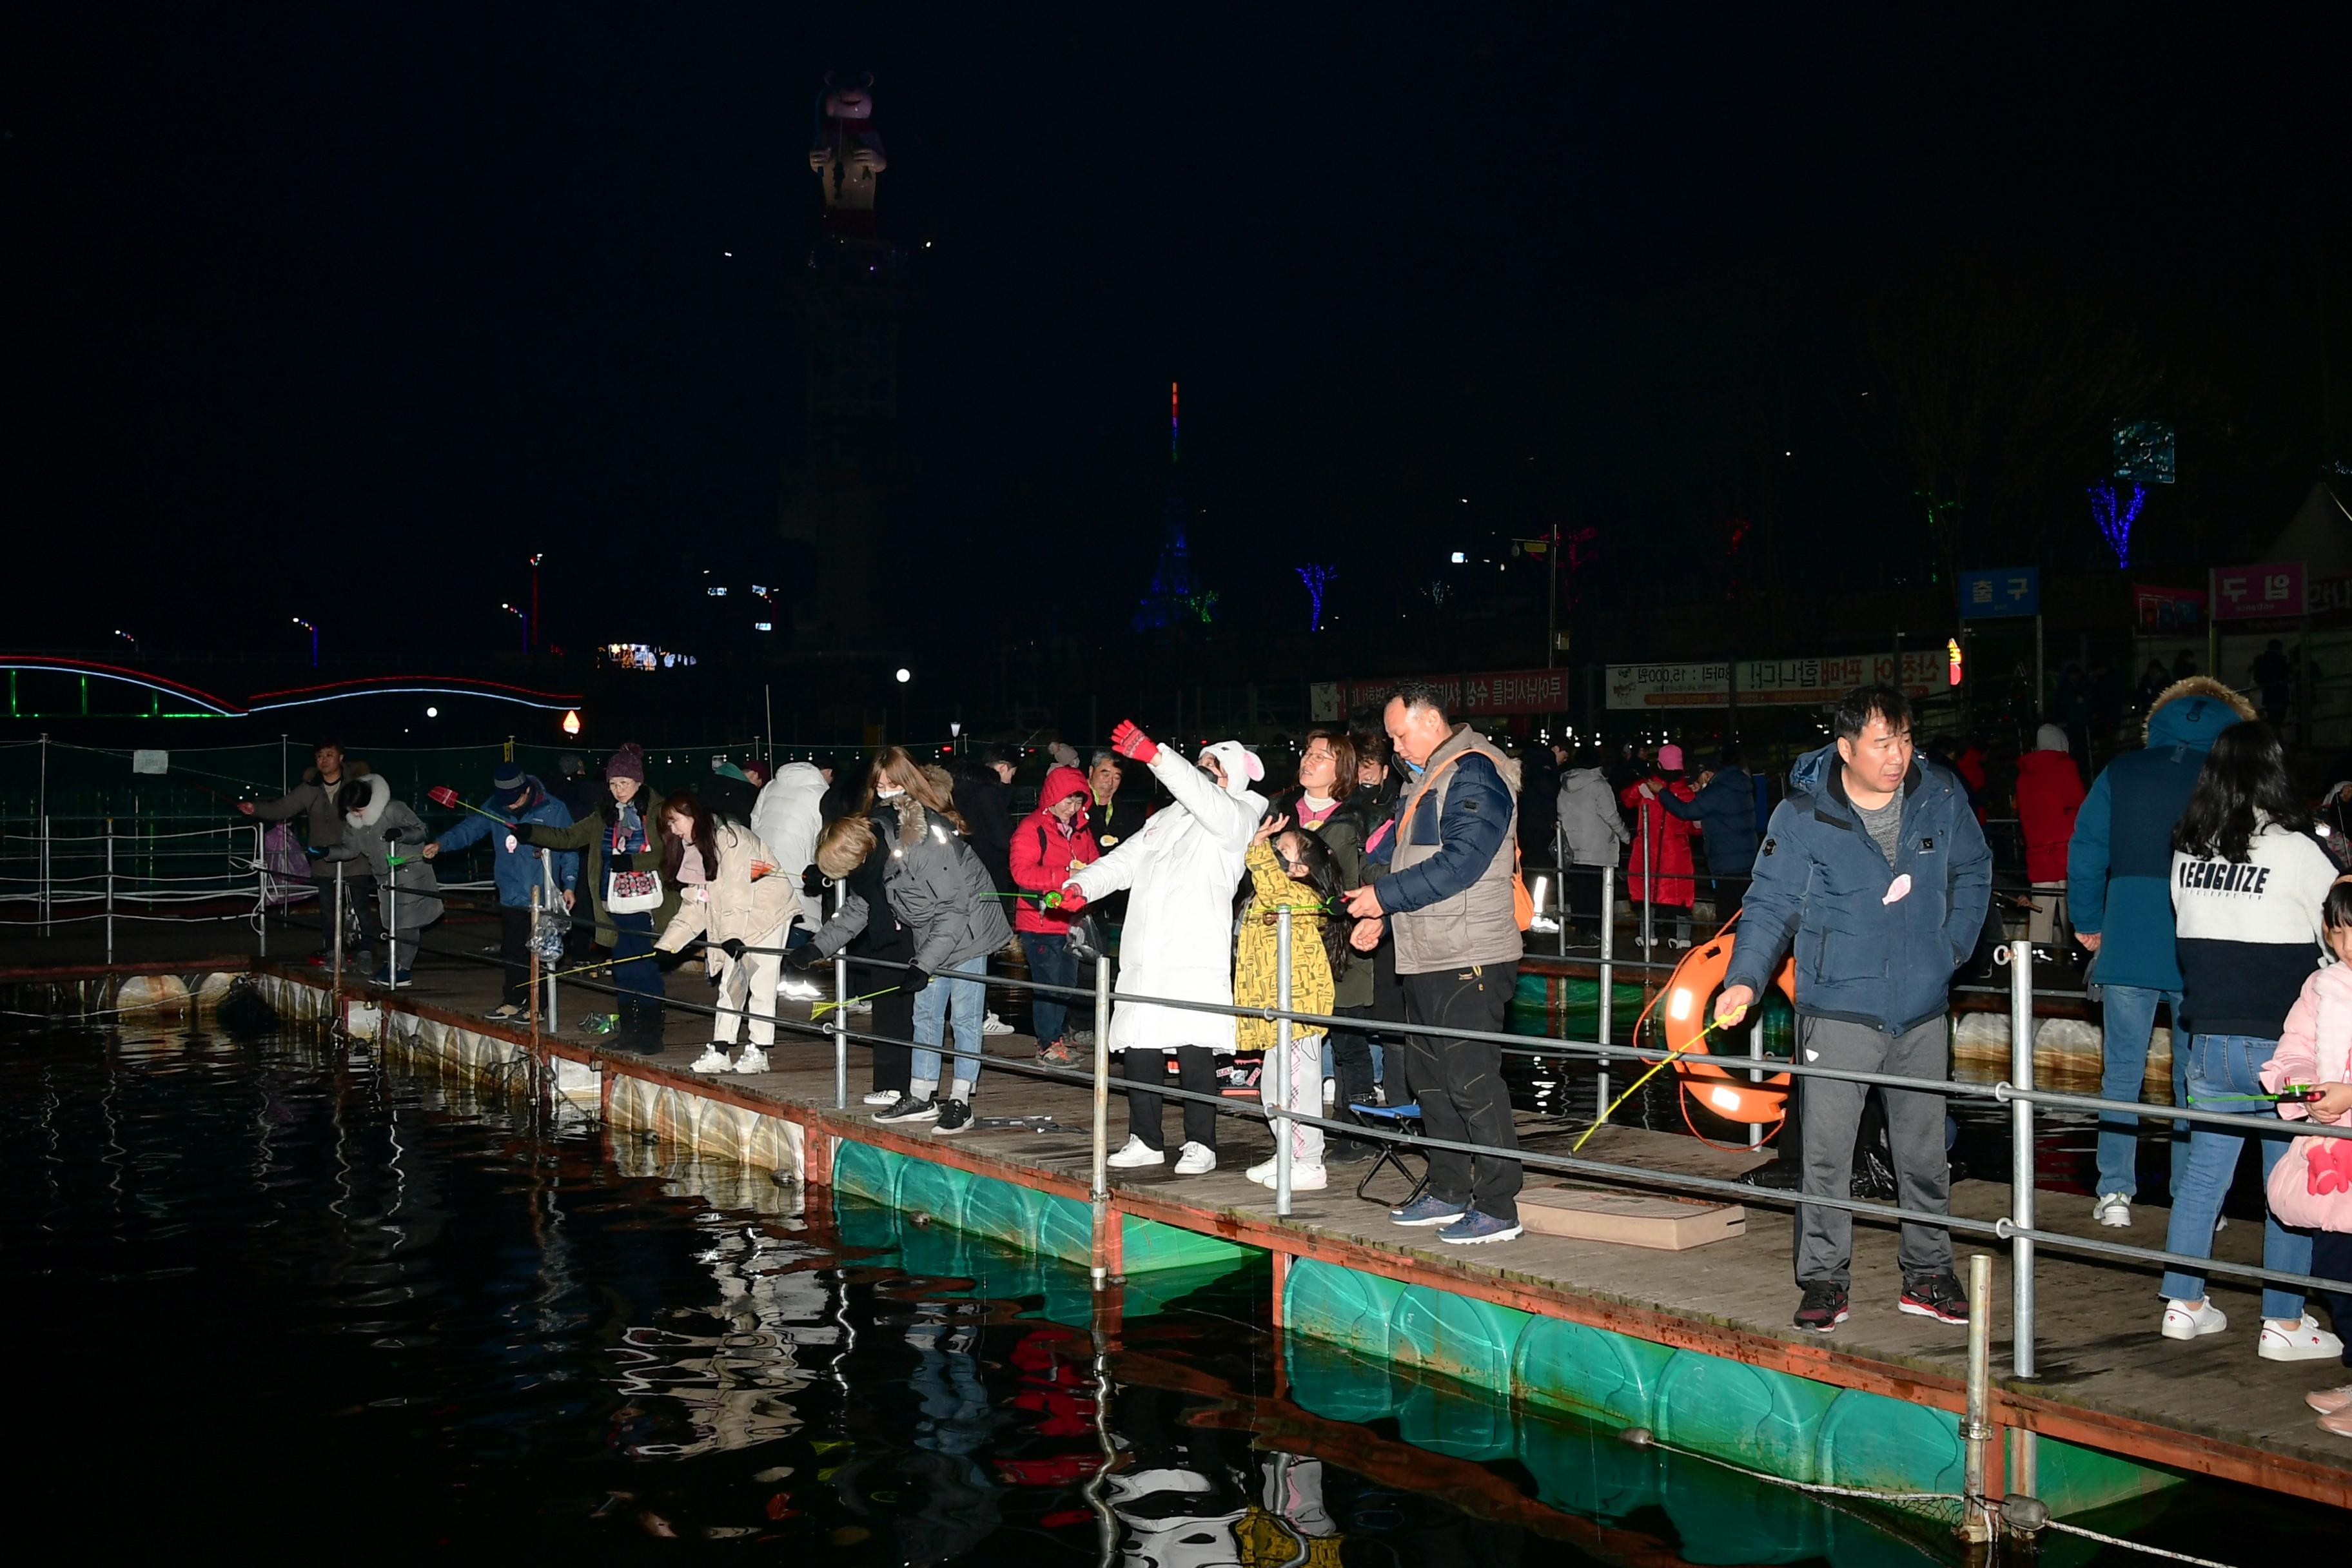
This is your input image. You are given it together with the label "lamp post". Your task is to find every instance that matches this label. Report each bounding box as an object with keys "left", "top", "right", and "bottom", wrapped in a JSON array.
[
  {"left": 895, "top": 667, "right": 911, "bottom": 744},
  {"left": 500, "top": 603, "right": 530, "bottom": 652},
  {"left": 527, "top": 553, "right": 544, "bottom": 652},
  {"left": 291, "top": 617, "right": 317, "bottom": 667}
]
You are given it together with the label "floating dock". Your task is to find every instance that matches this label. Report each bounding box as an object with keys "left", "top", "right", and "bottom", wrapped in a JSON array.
[{"left": 12, "top": 952, "right": 2346, "bottom": 1534}]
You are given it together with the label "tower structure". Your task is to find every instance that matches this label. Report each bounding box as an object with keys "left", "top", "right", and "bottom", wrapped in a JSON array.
[
  {"left": 1133, "top": 382, "right": 1217, "bottom": 631},
  {"left": 778, "top": 74, "right": 921, "bottom": 641}
]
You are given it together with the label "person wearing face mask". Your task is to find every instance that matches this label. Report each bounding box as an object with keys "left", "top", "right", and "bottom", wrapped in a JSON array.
[
  {"left": 1010, "top": 763, "right": 1101, "bottom": 1066},
  {"left": 518, "top": 742, "right": 680, "bottom": 1052},
  {"left": 1061, "top": 725, "right": 1266, "bottom": 1177}
]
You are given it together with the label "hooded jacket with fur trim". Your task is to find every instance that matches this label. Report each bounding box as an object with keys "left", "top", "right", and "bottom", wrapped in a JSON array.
[
  {"left": 329, "top": 774, "right": 444, "bottom": 929},
  {"left": 2066, "top": 677, "right": 2257, "bottom": 992}
]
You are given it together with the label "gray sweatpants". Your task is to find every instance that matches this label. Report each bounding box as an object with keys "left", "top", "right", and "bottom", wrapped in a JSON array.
[{"left": 1794, "top": 1014, "right": 1953, "bottom": 1287}]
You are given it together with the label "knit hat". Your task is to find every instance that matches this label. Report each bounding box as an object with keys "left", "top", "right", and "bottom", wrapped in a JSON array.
[
  {"left": 605, "top": 742, "right": 646, "bottom": 783},
  {"left": 1658, "top": 744, "right": 1684, "bottom": 771},
  {"left": 491, "top": 761, "right": 527, "bottom": 793}
]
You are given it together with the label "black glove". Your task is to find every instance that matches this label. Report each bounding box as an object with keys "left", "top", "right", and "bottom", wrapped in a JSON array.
[
  {"left": 801, "top": 863, "right": 830, "bottom": 898},
  {"left": 655, "top": 947, "right": 687, "bottom": 972},
  {"left": 516, "top": 825, "right": 549, "bottom": 848},
  {"left": 785, "top": 942, "right": 828, "bottom": 972},
  {"left": 902, "top": 965, "right": 930, "bottom": 995},
  {"left": 384, "top": 827, "right": 404, "bottom": 843},
  {"left": 718, "top": 937, "right": 746, "bottom": 961}
]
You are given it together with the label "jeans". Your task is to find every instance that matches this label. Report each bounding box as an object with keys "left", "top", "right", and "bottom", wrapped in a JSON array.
[
  {"left": 2160, "top": 1034, "right": 2310, "bottom": 1322},
  {"left": 2095, "top": 986, "right": 2187, "bottom": 1201},
  {"left": 1794, "top": 1015, "right": 1954, "bottom": 1287},
  {"left": 1020, "top": 932, "right": 1079, "bottom": 1048},
  {"left": 610, "top": 909, "right": 662, "bottom": 1004},
  {"left": 911, "top": 954, "right": 987, "bottom": 1089}
]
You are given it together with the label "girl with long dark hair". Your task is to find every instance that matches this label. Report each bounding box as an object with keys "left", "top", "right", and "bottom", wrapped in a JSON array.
[
  {"left": 654, "top": 789, "right": 797, "bottom": 1075},
  {"left": 2160, "top": 721, "right": 2341, "bottom": 1358},
  {"left": 1234, "top": 814, "right": 1360, "bottom": 1190}
]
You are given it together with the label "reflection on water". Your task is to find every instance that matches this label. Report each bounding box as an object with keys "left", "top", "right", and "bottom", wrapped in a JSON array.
[{"left": 0, "top": 1003, "right": 2286, "bottom": 1561}]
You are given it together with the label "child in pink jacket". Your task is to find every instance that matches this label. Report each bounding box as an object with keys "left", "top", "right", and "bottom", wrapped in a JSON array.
[{"left": 2262, "top": 879, "right": 2352, "bottom": 1433}]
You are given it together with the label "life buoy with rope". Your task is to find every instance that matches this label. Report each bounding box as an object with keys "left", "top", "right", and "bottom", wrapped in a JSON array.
[{"left": 1659, "top": 922, "right": 1796, "bottom": 1128}]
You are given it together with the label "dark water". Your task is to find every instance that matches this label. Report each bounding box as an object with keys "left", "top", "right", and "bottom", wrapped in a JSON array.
[{"left": 0, "top": 1005, "right": 2312, "bottom": 1562}]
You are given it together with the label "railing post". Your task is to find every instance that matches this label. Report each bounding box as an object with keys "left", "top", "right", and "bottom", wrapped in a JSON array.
[
  {"left": 2007, "top": 939, "right": 2038, "bottom": 1377},
  {"left": 540, "top": 856, "right": 560, "bottom": 1033},
  {"left": 255, "top": 823, "right": 268, "bottom": 959},
  {"left": 1091, "top": 954, "right": 1113, "bottom": 1289},
  {"left": 384, "top": 845, "right": 397, "bottom": 985},
  {"left": 1276, "top": 903, "right": 1295, "bottom": 1218},
  {"left": 105, "top": 817, "right": 116, "bottom": 965},
  {"left": 39, "top": 813, "right": 51, "bottom": 937},
  {"left": 1596, "top": 861, "right": 1614, "bottom": 1113},
  {"left": 830, "top": 881, "right": 848, "bottom": 1112},
  {"left": 1641, "top": 810, "right": 1655, "bottom": 954},
  {"left": 529, "top": 887, "right": 543, "bottom": 1056},
  {"left": 331, "top": 861, "right": 345, "bottom": 994},
  {"left": 1961, "top": 1252, "right": 1995, "bottom": 1544}
]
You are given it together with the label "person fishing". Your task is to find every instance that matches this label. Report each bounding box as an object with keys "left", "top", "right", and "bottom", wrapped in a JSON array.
[
  {"left": 420, "top": 761, "right": 577, "bottom": 1021},
  {"left": 786, "top": 749, "right": 1010, "bottom": 1134},
  {"left": 327, "top": 774, "right": 442, "bottom": 988},
  {"left": 514, "top": 743, "right": 678, "bottom": 1052},
  {"left": 239, "top": 740, "right": 377, "bottom": 961},
  {"left": 653, "top": 789, "right": 796, "bottom": 1075},
  {"left": 1009, "top": 761, "right": 1099, "bottom": 1067}
]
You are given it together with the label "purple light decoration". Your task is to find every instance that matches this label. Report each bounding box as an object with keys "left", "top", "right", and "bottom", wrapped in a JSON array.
[
  {"left": 2088, "top": 481, "right": 2145, "bottom": 567},
  {"left": 1295, "top": 564, "right": 1336, "bottom": 631}
]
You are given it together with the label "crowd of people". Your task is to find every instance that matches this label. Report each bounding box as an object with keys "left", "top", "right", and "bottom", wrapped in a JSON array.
[{"left": 237, "top": 667, "right": 2352, "bottom": 1402}]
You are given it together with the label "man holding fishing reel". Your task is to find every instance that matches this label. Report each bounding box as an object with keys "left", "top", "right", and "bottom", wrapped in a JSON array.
[{"left": 1714, "top": 684, "right": 1990, "bottom": 1334}]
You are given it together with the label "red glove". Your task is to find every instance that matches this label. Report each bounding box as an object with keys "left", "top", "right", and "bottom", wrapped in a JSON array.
[
  {"left": 1055, "top": 883, "right": 1088, "bottom": 913},
  {"left": 2309, "top": 1137, "right": 2352, "bottom": 1196},
  {"left": 1110, "top": 720, "right": 1159, "bottom": 765}
]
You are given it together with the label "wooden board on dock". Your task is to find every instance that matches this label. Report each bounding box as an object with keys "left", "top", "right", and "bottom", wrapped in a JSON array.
[{"left": 1516, "top": 1185, "right": 1745, "bottom": 1249}]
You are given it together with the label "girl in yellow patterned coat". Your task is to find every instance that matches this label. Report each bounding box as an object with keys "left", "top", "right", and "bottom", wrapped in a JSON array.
[{"left": 1237, "top": 814, "right": 1356, "bottom": 1190}]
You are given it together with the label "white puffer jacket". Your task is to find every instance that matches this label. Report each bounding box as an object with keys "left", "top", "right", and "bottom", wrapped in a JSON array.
[
  {"left": 1066, "top": 741, "right": 1264, "bottom": 1054},
  {"left": 749, "top": 762, "right": 829, "bottom": 930}
]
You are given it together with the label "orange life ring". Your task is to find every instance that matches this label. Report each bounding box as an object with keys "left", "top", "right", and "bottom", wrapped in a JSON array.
[{"left": 1658, "top": 928, "right": 1796, "bottom": 1126}]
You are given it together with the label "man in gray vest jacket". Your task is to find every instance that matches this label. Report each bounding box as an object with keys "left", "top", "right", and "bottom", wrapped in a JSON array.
[{"left": 1344, "top": 682, "right": 1525, "bottom": 1244}]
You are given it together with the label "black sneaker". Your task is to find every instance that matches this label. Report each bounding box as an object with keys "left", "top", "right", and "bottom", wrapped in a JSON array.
[
  {"left": 1794, "top": 1280, "right": 1850, "bottom": 1333},
  {"left": 1740, "top": 1161, "right": 1802, "bottom": 1191},
  {"left": 1899, "top": 1270, "right": 1969, "bottom": 1324},
  {"left": 932, "top": 1098, "right": 972, "bottom": 1135},
  {"left": 872, "top": 1093, "right": 938, "bottom": 1125}
]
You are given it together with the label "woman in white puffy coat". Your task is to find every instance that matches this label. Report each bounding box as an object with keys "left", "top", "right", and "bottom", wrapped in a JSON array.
[
  {"left": 1062, "top": 727, "right": 1265, "bottom": 1177},
  {"left": 656, "top": 791, "right": 798, "bottom": 1076}
]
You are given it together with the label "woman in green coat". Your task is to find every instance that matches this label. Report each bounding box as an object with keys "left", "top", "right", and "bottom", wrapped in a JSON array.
[{"left": 522, "top": 742, "right": 680, "bottom": 1052}]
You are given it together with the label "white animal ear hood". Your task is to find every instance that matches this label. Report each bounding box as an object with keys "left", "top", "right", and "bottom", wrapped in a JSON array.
[
  {"left": 1199, "top": 741, "right": 1263, "bottom": 798},
  {"left": 345, "top": 773, "right": 389, "bottom": 829}
]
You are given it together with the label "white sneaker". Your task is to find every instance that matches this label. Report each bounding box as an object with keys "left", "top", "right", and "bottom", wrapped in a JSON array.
[
  {"left": 1246, "top": 1157, "right": 1279, "bottom": 1184},
  {"left": 1106, "top": 1134, "right": 1164, "bottom": 1170},
  {"left": 2161, "top": 1298, "right": 2228, "bottom": 1341},
  {"left": 982, "top": 1012, "right": 1015, "bottom": 1036},
  {"left": 861, "top": 1090, "right": 899, "bottom": 1106},
  {"left": 777, "top": 974, "right": 826, "bottom": 1003},
  {"left": 1529, "top": 916, "right": 1562, "bottom": 936},
  {"left": 2261, "top": 1315, "right": 2347, "bottom": 1362},
  {"left": 689, "top": 1046, "right": 732, "bottom": 1075},
  {"left": 1322, "top": 1077, "right": 1337, "bottom": 1103},
  {"left": 1172, "top": 1142, "right": 1217, "bottom": 1176},
  {"left": 1244, "top": 1157, "right": 1326, "bottom": 1191},
  {"left": 2092, "top": 1193, "right": 2132, "bottom": 1228},
  {"left": 732, "top": 1048, "right": 770, "bottom": 1075}
]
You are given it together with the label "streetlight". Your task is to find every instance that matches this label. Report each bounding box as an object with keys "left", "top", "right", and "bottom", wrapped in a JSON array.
[
  {"left": 527, "top": 553, "right": 544, "bottom": 652},
  {"left": 498, "top": 602, "right": 529, "bottom": 651},
  {"left": 291, "top": 617, "right": 317, "bottom": 667}
]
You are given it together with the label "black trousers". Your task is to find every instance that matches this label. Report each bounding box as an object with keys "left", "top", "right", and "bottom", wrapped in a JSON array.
[
  {"left": 1122, "top": 1045, "right": 1221, "bottom": 1152},
  {"left": 1400, "top": 961, "right": 1522, "bottom": 1223},
  {"left": 309, "top": 868, "right": 380, "bottom": 950},
  {"left": 2313, "top": 1229, "right": 2352, "bottom": 1365},
  {"left": 870, "top": 983, "right": 915, "bottom": 1095},
  {"left": 498, "top": 905, "right": 533, "bottom": 1006},
  {"left": 1329, "top": 1004, "right": 1380, "bottom": 1152}
]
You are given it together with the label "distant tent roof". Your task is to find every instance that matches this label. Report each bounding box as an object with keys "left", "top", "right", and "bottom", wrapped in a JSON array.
[{"left": 2251, "top": 482, "right": 2352, "bottom": 577}]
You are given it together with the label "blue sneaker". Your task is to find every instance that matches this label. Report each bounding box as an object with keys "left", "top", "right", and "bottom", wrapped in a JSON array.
[
  {"left": 1389, "top": 1193, "right": 1468, "bottom": 1228},
  {"left": 371, "top": 968, "right": 413, "bottom": 990},
  {"left": 1438, "top": 1208, "right": 1524, "bottom": 1245}
]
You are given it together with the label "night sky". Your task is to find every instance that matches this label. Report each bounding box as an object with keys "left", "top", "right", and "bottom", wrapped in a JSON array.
[{"left": 8, "top": 6, "right": 2349, "bottom": 664}]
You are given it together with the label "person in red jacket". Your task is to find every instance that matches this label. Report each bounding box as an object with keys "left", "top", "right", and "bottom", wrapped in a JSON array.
[
  {"left": 1625, "top": 745, "right": 1700, "bottom": 948},
  {"left": 2015, "top": 722, "right": 2086, "bottom": 948},
  {"left": 1011, "top": 764, "right": 1100, "bottom": 1065}
]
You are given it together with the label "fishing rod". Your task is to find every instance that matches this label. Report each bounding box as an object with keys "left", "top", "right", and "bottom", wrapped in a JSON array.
[
  {"left": 812, "top": 987, "right": 899, "bottom": 1021},
  {"left": 424, "top": 785, "right": 520, "bottom": 828},
  {"left": 1571, "top": 1006, "right": 1747, "bottom": 1153}
]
